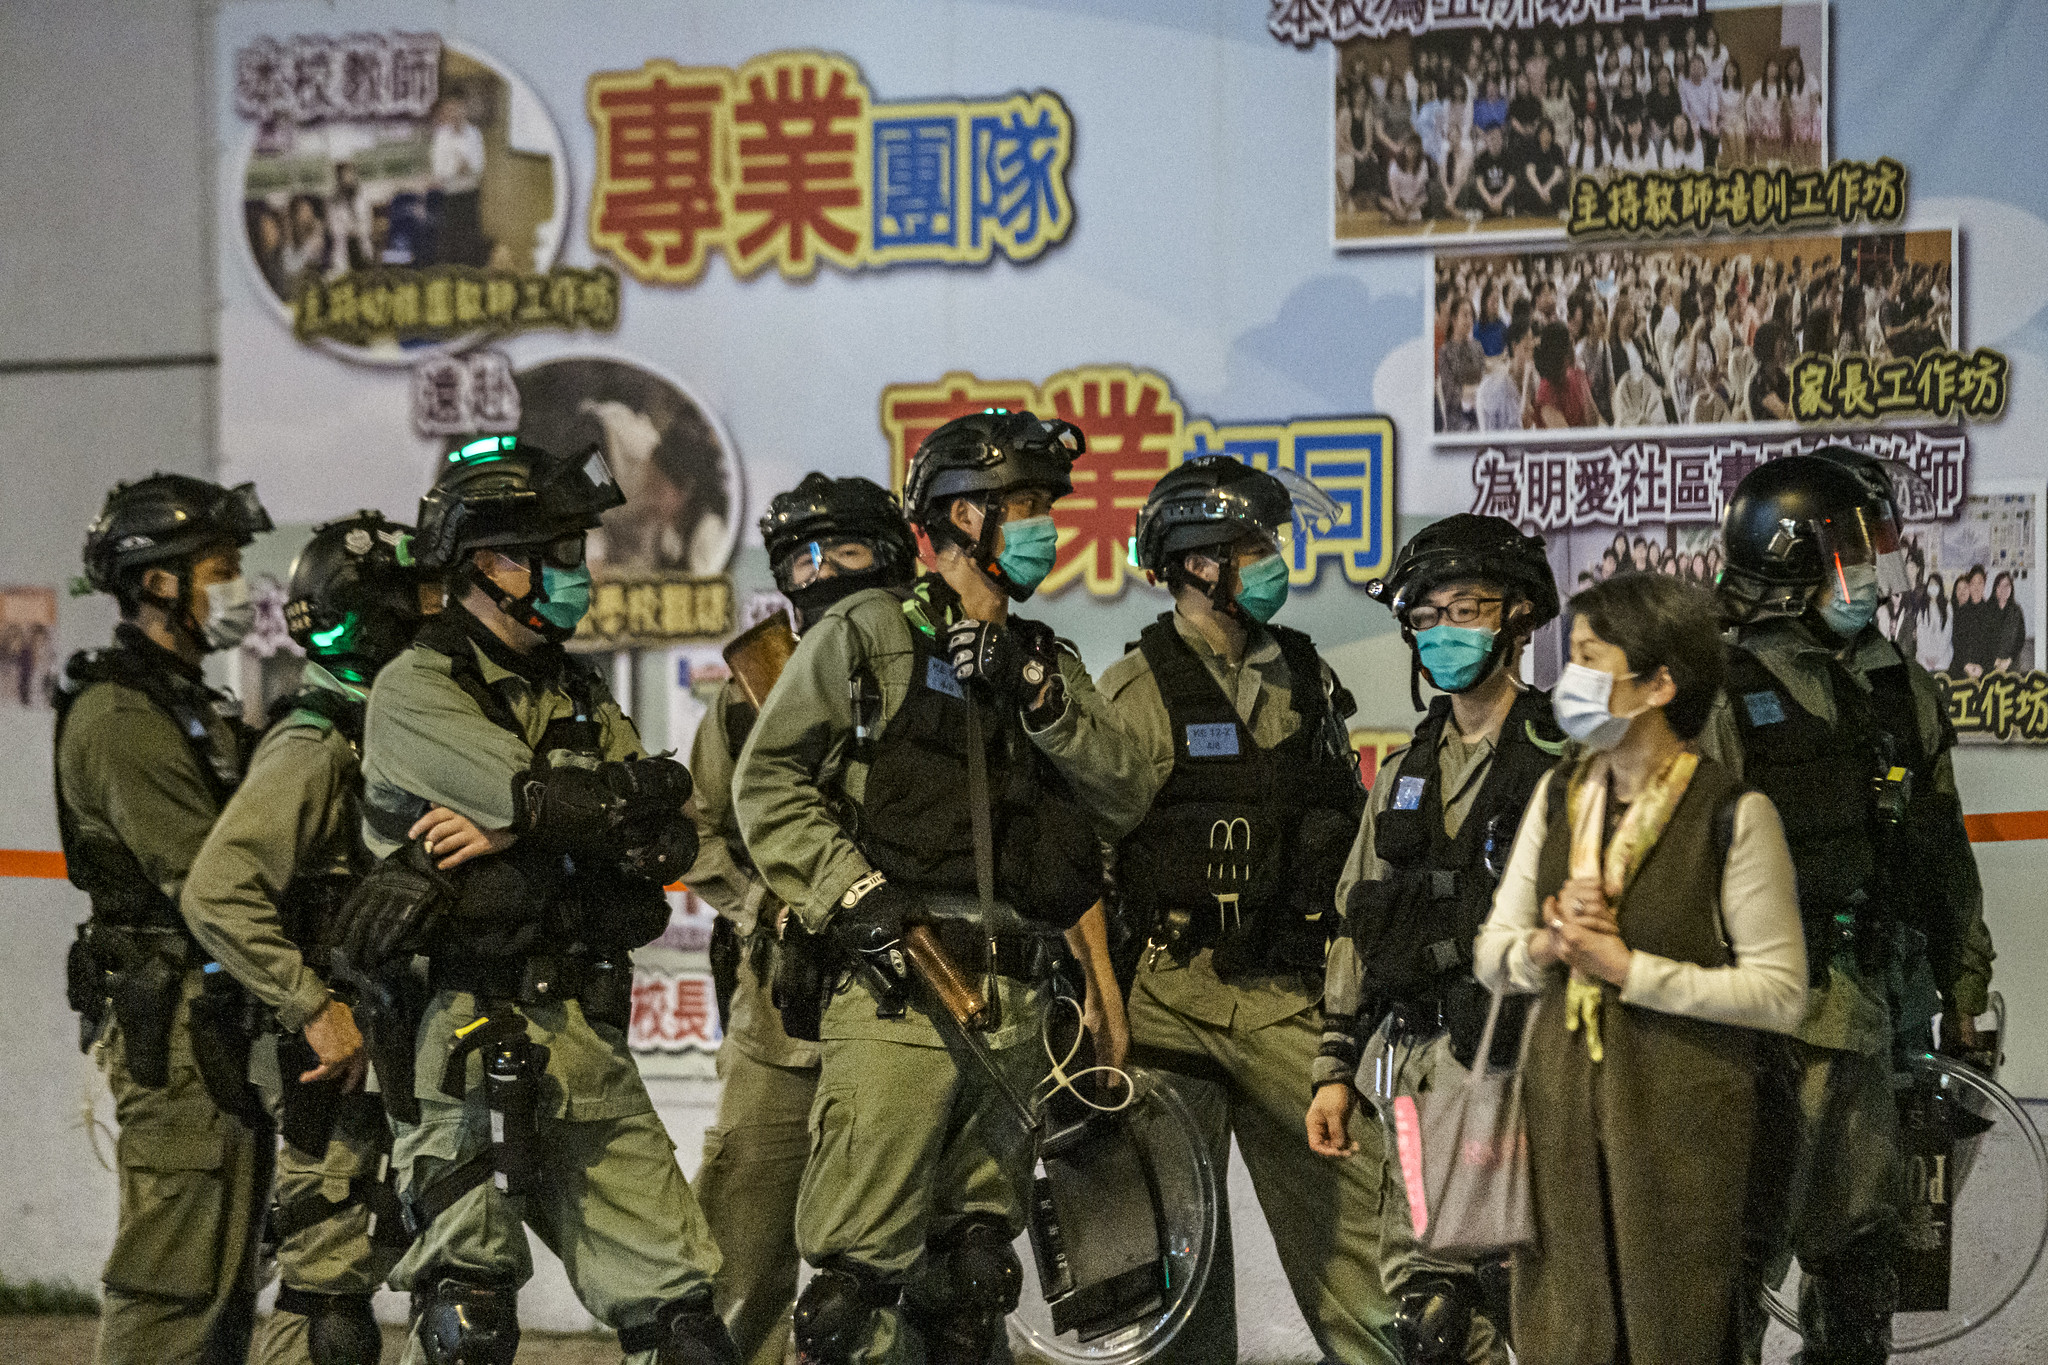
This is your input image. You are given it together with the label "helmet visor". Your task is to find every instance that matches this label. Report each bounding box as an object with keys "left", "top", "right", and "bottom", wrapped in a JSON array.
[
  {"left": 1811, "top": 504, "right": 1886, "bottom": 601},
  {"left": 774, "top": 536, "right": 880, "bottom": 590}
]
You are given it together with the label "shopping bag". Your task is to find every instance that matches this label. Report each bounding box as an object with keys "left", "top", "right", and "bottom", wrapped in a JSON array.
[{"left": 1392, "top": 984, "right": 1538, "bottom": 1259}]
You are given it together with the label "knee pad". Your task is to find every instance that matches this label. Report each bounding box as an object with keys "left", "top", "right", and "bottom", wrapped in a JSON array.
[
  {"left": 793, "top": 1262, "right": 899, "bottom": 1365},
  {"left": 278, "top": 1288, "right": 381, "bottom": 1365},
  {"left": 414, "top": 1276, "right": 520, "bottom": 1365},
  {"left": 615, "top": 1288, "right": 739, "bottom": 1365},
  {"left": 1395, "top": 1277, "right": 1477, "bottom": 1365},
  {"left": 910, "top": 1216, "right": 1023, "bottom": 1365}
]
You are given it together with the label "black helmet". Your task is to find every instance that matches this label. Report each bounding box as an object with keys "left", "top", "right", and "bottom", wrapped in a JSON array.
[
  {"left": 82, "top": 473, "right": 272, "bottom": 597},
  {"left": 1132, "top": 456, "right": 1291, "bottom": 572},
  {"left": 1718, "top": 454, "right": 1876, "bottom": 622},
  {"left": 760, "top": 474, "right": 919, "bottom": 581},
  {"left": 414, "top": 435, "right": 625, "bottom": 573},
  {"left": 284, "top": 511, "right": 426, "bottom": 681},
  {"left": 1369, "top": 513, "right": 1560, "bottom": 630},
  {"left": 900, "top": 408, "right": 1083, "bottom": 527}
]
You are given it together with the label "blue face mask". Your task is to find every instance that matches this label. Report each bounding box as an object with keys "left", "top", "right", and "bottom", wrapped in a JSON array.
[
  {"left": 1233, "top": 553, "right": 1290, "bottom": 623},
  {"left": 1414, "top": 624, "right": 1498, "bottom": 691},
  {"left": 995, "top": 515, "right": 1058, "bottom": 597},
  {"left": 534, "top": 563, "right": 592, "bottom": 633},
  {"left": 1818, "top": 562, "right": 1879, "bottom": 637}
]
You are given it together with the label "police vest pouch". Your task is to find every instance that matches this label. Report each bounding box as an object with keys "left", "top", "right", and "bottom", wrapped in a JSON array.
[{"left": 336, "top": 839, "right": 459, "bottom": 972}]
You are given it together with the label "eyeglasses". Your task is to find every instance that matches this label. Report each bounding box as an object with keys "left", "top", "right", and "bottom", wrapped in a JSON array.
[{"left": 1405, "top": 596, "right": 1503, "bottom": 631}]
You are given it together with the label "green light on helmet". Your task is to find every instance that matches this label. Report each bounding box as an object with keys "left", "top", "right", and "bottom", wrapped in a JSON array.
[
  {"left": 451, "top": 435, "right": 517, "bottom": 463},
  {"left": 309, "top": 613, "right": 357, "bottom": 651}
]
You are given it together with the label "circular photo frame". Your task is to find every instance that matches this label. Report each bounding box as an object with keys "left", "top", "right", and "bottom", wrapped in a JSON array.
[{"left": 237, "top": 39, "right": 571, "bottom": 366}]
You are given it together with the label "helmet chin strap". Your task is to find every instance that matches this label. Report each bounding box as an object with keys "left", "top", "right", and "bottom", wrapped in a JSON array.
[
  {"left": 139, "top": 567, "right": 206, "bottom": 650},
  {"left": 469, "top": 554, "right": 558, "bottom": 640}
]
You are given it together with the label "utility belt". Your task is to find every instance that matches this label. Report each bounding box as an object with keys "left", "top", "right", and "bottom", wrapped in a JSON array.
[
  {"left": 427, "top": 951, "right": 635, "bottom": 1033},
  {"left": 1143, "top": 896, "right": 1326, "bottom": 981},
  {"left": 1373, "top": 975, "right": 1528, "bottom": 1072},
  {"left": 922, "top": 918, "right": 1053, "bottom": 985},
  {"left": 1802, "top": 895, "right": 1899, "bottom": 985},
  {"left": 65, "top": 921, "right": 272, "bottom": 1130}
]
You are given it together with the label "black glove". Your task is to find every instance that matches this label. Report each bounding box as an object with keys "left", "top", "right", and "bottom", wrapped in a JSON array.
[
  {"left": 946, "top": 616, "right": 1060, "bottom": 709},
  {"left": 614, "top": 755, "right": 693, "bottom": 815},
  {"left": 335, "top": 839, "right": 458, "bottom": 971},
  {"left": 617, "top": 817, "right": 698, "bottom": 884},
  {"left": 830, "top": 873, "right": 914, "bottom": 954}
]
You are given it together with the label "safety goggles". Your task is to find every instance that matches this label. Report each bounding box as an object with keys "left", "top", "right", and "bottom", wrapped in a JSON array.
[
  {"left": 775, "top": 536, "right": 880, "bottom": 588},
  {"left": 519, "top": 534, "right": 586, "bottom": 570}
]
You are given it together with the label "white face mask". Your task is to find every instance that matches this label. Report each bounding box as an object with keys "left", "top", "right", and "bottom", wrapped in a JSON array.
[
  {"left": 199, "top": 576, "right": 255, "bottom": 651},
  {"left": 1552, "top": 661, "right": 1639, "bottom": 751}
]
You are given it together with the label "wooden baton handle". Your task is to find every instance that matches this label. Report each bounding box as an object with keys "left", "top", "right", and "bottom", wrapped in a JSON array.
[{"left": 902, "top": 925, "right": 991, "bottom": 1031}]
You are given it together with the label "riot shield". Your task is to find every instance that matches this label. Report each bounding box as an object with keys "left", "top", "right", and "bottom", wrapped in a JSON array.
[
  {"left": 1762, "top": 1031, "right": 2047, "bottom": 1351},
  {"left": 1008, "top": 1064, "right": 1218, "bottom": 1364}
]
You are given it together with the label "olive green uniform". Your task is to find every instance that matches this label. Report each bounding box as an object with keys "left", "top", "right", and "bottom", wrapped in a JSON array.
[
  {"left": 733, "top": 586, "right": 1121, "bottom": 1363},
  {"left": 58, "top": 642, "right": 267, "bottom": 1365},
  {"left": 687, "top": 680, "right": 820, "bottom": 1365},
  {"left": 1313, "top": 729, "right": 1512, "bottom": 1365},
  {"left": 361, "top": 625, "right": 720, "bottom": 1363},
  {"left": 1699, "top": 620, "right": 1993, "bottom": 1360},
  {"left": 181, "top": 662, "right": 405, "bottom": 1365},
  {"left": 1038, "top": 611, "right": 1400, "bottom": 1365}
]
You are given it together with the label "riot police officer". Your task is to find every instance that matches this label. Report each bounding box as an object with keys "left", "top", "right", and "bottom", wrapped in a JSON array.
[
  {"left": 733, "top": 410, "right": 1128, "bottom": 1365},
  {"left": 1044, "top": 456, "right": 1399, "bottom": 1364},
  {"left": 688, "top": 474, "right": 919, "bottom": 1365},
  {"left": 1705, "top": 451, "right": 1994, "bottom": 1364},
  {"left": 57, "top": 472, "right": 274, "bottom": 1364},
  {"left": 1305, "top": 514, "right": 1564, "bottom": 1365},
  {"left": 351, "top": 436, "right": 734, "bottom": 1365},
  {"left": 180, "top": 511, "right": 435, "bottom": 1365}
]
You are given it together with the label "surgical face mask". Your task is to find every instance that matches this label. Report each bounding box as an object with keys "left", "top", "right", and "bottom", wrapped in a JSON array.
[
  {"left": 1414, "top": 623, "right": 1497, "bottom": 692},
  {"left": 533, "top": 562, "right": 592, "bottom": 636},
  {"left": 1819, "top": 562, "right": 1880, "bottom": 637},
  {"left": 1233, "top": 553, "right": 1290, "bottom": 623},
  {"left": 994, "top": 514, "right": 1058, "bottom": 597},
  {"left": 198, "top": 576, "right": 255, "bottom": 651},
  {"left": 1552, "top": 661, "right": 1639, "bottom": 751}
]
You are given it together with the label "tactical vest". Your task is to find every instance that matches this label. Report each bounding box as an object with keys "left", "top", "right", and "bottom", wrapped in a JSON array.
[
  {"left": 1115, "top": 614, "right": 1365, "bottom": 974},
  {"left": 53, "top": 634, "right": 251, "bottom": 933},
  {"left": 1725, "top": 642, "right": 1938, "bottom": 966},
  {"left": 1349, "top": 688, "right": 1565, "bottom": 1004},
  {"left": 267, "top": 686, "right": 370, "bottom": 957},
  {"left": 854, "top": 591, "right": 1105, "bottom": 929}
]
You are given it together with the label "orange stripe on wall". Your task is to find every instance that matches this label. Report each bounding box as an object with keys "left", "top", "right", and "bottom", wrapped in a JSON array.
[{"left": 0, "top": 849, "right": 68, "bottom": 879}]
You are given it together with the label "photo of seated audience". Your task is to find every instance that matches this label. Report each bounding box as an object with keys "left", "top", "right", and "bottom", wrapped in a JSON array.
[
  {"left": 1336, "top": 3, "right": 1826, "bottom": 245},
  {"left": 1431, "top": 230, "right": 1955, "bottom": 434}
]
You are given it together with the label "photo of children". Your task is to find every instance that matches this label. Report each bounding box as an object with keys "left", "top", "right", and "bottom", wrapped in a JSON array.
[
  {"left": 1335, "top": 1, "right": 1827, "bottom": 248},
  {"left": 239, "top": 39, "right": 567, "bottom": 358},
  {"left": 1430, "top": 227, "right": 1954, "bottom": 436}
]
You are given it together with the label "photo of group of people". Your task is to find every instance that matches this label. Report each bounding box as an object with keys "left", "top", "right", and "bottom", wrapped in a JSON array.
[
  {"left": 1430, "top": 228, "right": 1955, "bottom": 436},
  {"left": 1334, "top": 1, "right": 1826, "bottom": 247},
  {"left": 1878, "top": 489, "right": 2042, "bottom": 681},
  {"left": 240, "top": 43, "right": 565, "bottom": 346},
  {"left": 0, "top": 586, "right": 55, "bottom": 710}
]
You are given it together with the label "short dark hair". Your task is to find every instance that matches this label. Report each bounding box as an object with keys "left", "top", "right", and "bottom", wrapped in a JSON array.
[
  {"left": 1533, "top": 320, "right": 1573, "bottom": 382},
  {"left": 1505, "top": 311, "right": 1533, "bottom": 350},
  {"left": 1568, "top": 573, "right": 1726, "bottom": 739}
]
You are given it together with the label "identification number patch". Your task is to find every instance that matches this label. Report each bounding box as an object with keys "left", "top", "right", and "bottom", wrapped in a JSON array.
[
  {"left": 1742, "top": 690, "right": 1786, "bottom": 726},
  {"left": 1186, "top": 722, "right": 1239, "bottom": 757},
  {"left": 1393, "top": 775, "right": 1427, "bottom": 811},
  {"left": 925, "top": 655, "right": 965, "bottom": 699}
]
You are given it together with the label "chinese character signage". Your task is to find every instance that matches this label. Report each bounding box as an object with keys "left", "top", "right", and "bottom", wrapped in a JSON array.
[
  {"left": 629, "top": 969, "right": 723, "bottom": 1053},
  {"left": 880, "top": 369, "right": 1394, "bottom": 597},
  {"left": 234, "top": 33, "right": 585, "bottom": 364},
  {"left": 587, "top": 51, "right": 1074, "bottom": 284},
  {"left": 1275, "top": 0, "right": 1701, "bottom": 46},
  {"left": 1567, "top": 158, "right": 1905, "bottom": 240},
  {"left": 1789, "top": 348, "right": 2009, "bottom": 424},
  {"left": 1925, "top": 486, "right": 2047, "bottom": 745},
  {"left": 1464, "top": 427, "right": 1968, "bottom": 531}
]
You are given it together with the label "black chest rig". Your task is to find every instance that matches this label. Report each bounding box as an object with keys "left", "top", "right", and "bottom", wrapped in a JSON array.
[
  {"left": 1349, "top": 689, "right": 1564, "bottom": 1005},
  {"left": 854, "top": 591, "right": 1105, "bottom": 929},
  {"left": 269, "top": 687, "right": 372, "bottom": 958},
  {"left": 1726, "top": 641, "right": 1946, "bottom": 972},
  {"left": 53, "top": 636, "right": 252, "bottom": 932},
  {"left": 1116, "top": 615, "right": 1365, "bottom": 977}
]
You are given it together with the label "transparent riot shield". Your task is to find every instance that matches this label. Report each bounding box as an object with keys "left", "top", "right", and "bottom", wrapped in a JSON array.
[
  {"left": 1763, "top": 1017, "right": 2048, "bottom": 1351},
  {"left": 1009, "top": 1065, "right": 1218, "bottom": 1364}
]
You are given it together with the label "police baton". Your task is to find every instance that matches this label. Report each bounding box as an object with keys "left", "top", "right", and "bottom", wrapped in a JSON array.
[{"left": 901, "top": 925, "right": 1043, "bottom": 1137}]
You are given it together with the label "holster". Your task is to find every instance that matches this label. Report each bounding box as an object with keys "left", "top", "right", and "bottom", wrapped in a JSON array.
[
  {"left": 350, "top": 963, "right": 430, "bottom": 1126},
  {"left": 65, "top": 924, "right": 110, "bottom": 1053},
  {"left": 772, "top": 918, "right": 830, "bottom": 1044},
  {"left": 187, "top": 968, "right": 273, "bottom": 1132},
  {"left": 276, "top": 1034, "right": 344, "bottom": 1157},
  {"left": 96, "top": 927, "right": 188, "bottom": 1089},
  {"left": 709, "top": 915, "right": 741, "bottom": 1032}
]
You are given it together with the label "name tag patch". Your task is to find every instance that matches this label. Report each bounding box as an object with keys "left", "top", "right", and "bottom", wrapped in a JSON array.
[
  {"left": 925, "top": 655, "right": 965, "bottom": 699},
  {"left": 1185, "top": 722, "right": 1239, "bottom": 757},
  {"left": 1393, "top": 775, "right": 1427, "bottom": 811},
  {"left": 1743, "top": 690, "right": 1786, "bottom": 727}
]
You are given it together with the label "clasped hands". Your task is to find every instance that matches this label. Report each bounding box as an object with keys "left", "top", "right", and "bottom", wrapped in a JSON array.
[{"left": 1528, "top": 876, "right": 1633, "bottom": 987}]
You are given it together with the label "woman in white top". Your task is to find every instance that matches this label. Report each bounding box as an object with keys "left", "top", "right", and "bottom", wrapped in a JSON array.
[
  {"left": 1610, "top": 110, "right": 1656, "bottom": 174},
  {"left": 1748, "top": 58, "right": 1787, "bottom": 163},
  {"left": 1785, "top": 51, "right": 1824, "bottom": 167},
  {"left": 1567, "top": 111, "right": 1609, "bottom": 179},
  {"left": 1659, "top": 111, "right": 1706, "bottom": 172},
  {"left": 1476, "top": 573, "right": 1805, "bottom": 1365},
  {"left": 1718, "top": 58, "right": 1749, "bottom": 167}
]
